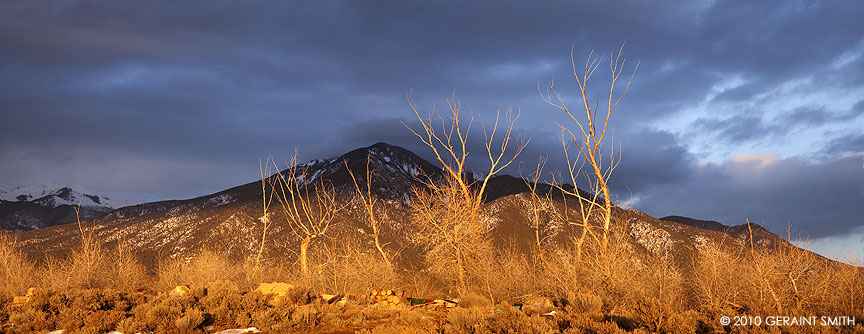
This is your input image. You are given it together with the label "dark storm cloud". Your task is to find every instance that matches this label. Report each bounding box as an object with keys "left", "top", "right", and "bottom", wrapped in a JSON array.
[
  {"left": 712, "top": 80, "right": 762, "bottom": 103},
  {"left": 783, "top": 106, "right": 835, "bottom": 127},
  {"left": 633, "top": 153, "right": 864, "bottom": 240},
  {"left": 854, "top": 99, "right": 864, "bottom": 113},
  {"left": 823, "top": 134, "right": 864, "bottom": 158},
  {"left": 329, "top": 115, "right": 539, "bottom": 178},
  {"left": 688, "top": 101, "right": 864, "bottom": 152},
  {"left": 778, "top": 105, "right": 864, "bottom": 133},
  {"left": 1, "top": 0, "right": 864, "bottom": 248},
  {"left": 693, "top": 115, "right": 779, "bottom": 143},
  {"left": 606, "top": 129, "right": 695, "bottom": 194}
]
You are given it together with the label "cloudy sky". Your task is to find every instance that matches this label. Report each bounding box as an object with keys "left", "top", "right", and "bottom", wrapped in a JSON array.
[{"left": 1, "top": 1, "right": 862, "bottom": 259}]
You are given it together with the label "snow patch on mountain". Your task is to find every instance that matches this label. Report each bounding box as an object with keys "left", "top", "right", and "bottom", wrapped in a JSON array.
[{"left": 206, "top": 194, "right": 236, "bottom": 207}]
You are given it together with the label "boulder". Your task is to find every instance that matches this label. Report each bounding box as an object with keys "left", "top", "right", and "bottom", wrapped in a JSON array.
[
  {"left": 255, "top": 282, "right": 295, "bottom": 296},
  {"left": 521, "top": 295, "right": 554, "bottom": 314},
  {"left": 170, "top": 285, "right": 192, "bottom": 297}
]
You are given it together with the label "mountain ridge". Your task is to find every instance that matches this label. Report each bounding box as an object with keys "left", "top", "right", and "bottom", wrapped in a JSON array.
[
  {"left": 0, "top": 185, "right": 141, "bottom": 230},
  {"left": 12, "top": 142, "right": 814, "bottom": 271}
]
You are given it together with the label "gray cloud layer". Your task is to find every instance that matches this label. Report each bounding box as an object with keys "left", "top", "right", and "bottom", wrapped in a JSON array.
[{"left": 1, "top": 0, "right": 862, "bottom": 250}]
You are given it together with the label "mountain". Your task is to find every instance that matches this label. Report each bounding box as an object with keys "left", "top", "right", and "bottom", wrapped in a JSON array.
[
  {"left": 0, "top": 185, "right": 140, "bottom": 230},
  {"left": 660, "top": 215, "right": 790, "bottom": 250},
  {"left": 13, "top": 142, "right": 810, "bottom": 269}
]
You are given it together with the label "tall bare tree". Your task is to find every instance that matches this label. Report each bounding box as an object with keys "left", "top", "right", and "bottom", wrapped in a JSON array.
[
  {"left": 346, "top": 155, "right": 391, "bottom": 268},
  {"left": 550, "top": 134, "right": 605, "bottom": 259},
  {"left": 255, "top": 158, "right": 276, "bottom": 269},
  {"left": 403, "top": 94, "right": 527, "bottom": 297},
  {"left": 541, "top": 43, "right": 638, "bottom": 250},
  {"left": 521, "top": 157, "right": 551, "bottom": 263},
  {"left": 268, "top": 152, "right": 343, "bottom": 278}
]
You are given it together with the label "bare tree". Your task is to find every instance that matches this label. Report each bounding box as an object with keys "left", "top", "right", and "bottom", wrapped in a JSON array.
[
  {"left": 403, "top": 93, "right": 528, "bottom": 297},
  {"left": 746, "top": 219, "right": 783, "bottom": 313},
  {"left": 346, "top": 155, "right": 392, "bottom": 268},
  {"left": 550, "top": 134, "right": 604, "bottom": 259},
  {"left": 255, "top": 158, "right": 276, "bottom": 269},
  {"left": 541, "top": 43, "right": 638, "bottom": 250},
  {"left": 521, "top": 157, "right": 551, "bottom": 263},
  {"left": 268, "top": 151, "right": 344, "bottom": 278}
]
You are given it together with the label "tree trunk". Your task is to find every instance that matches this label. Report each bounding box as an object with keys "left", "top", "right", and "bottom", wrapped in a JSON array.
[
  {"left": 455, "top": 246, "right": 467, "bottom": 296},
  {"left": 535, "top": 225, "right": 544, "bottom": 262},
  {"left": 373, "top": 233, "right": 391, "bottom": 268},
  {"left": 576, "top": 221, "right": 588, "bottom": 259},
  {"left": 255, "top": 226, "right": 268, "bottom": 268},
  {"left": 595, "top": 163, "right": 612, "bottom": 250},
  {"left": 300, "top": 235, "right": 315, "bottom": 277}
]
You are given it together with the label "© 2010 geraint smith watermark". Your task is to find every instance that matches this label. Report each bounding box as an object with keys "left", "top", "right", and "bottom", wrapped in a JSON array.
[{"left": 720, "top": 315, "right": 856, "bottom": 327}]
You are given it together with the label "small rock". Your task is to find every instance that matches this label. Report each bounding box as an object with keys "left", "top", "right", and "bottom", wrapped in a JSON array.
[
  {"left": 170, "top": 285, "right": 192, "bottom": 297},
  {"left": 541, "top": 310, "right": 558, "bottom": 317},
  {"left": 522, "top": 295, "right": 554, "bottom": 314},
  {"left": 216, "top": 328, "right": 261, "bottom": 334}
]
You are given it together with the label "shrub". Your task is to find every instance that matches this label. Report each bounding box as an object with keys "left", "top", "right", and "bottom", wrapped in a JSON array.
[
  {"left": 174, "top": 308, "right": 205, "bottom": 331},
  {"left": 665, "top": 310, "right": 703, "bottom": 334},
  {"left": 488, "top": 302, "right": 556, "bottom": 334},
  {"left": 444, "top": 307, "right": 491, "bottom": 334},
  {"left": 561, "top": 313, "right": 627, "bottom": 334},
  {"left": 393, "top": 307, "right": 440, "bottom": 332},
  {"left": 460, "top": 292, "right": 492, "bottom": 309},
  {"left": 632, "top": 296, "right": 672, "bottom": 333},
  {"left": 569, "top": 291, "right": 603, "bottom": 316}
]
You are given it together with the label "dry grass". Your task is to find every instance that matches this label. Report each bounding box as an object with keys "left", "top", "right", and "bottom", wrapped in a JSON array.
[
  {"left": 688, "top": 237, "right": 864, "bottom": 321},
  {"left": 0, "top": 233, "right": 34, "bottom": 297},
  {"left": 38, "top": 240, "right": 150, "bottom": 293},
  {"left": 0, "top": 240, "right": 861, "bottom": 333},
  {"left": 154, "top": 248, "right": 294, "bottom": 293},
  {"left": 307, "top": 233, "right": 401, "bottom": 295}
]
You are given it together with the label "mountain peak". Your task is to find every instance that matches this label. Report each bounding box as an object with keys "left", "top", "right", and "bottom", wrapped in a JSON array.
[
  {"left": 290, "top": 142, "right": 439, "bottom": 201},
  {"left": 369, "top": 141, "right": 396, "bottom": 149}
]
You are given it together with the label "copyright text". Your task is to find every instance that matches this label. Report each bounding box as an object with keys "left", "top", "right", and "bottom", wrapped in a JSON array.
[{"left": 720, "top": 315, "right": 856, "bottom": 326}]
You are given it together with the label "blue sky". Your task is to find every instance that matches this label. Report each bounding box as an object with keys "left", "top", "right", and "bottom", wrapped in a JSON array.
[{"left": 1, "top": 0, "right": 862, "bottom": 259}]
